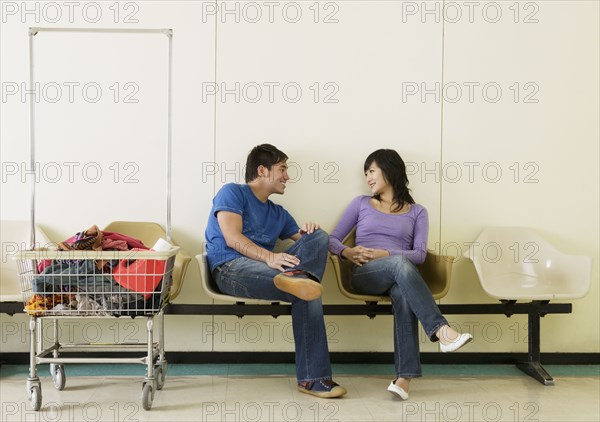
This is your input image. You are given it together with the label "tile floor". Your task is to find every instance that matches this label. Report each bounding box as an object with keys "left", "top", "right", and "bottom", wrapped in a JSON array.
[{"left": 1, "top": 365, "right": 598, "bottom": 421}]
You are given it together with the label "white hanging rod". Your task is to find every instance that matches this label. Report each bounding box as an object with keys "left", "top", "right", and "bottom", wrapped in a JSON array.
[{"left": 29, "top": 27, "right": 172, "bottom": 36}]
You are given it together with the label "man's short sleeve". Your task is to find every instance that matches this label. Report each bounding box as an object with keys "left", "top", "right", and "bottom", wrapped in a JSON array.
[
  {"left": 213, "top": 184, "right": 244, "bottom": 217},
  {"left": 280, "top": 209, "right": 300, "bottom": 239}
]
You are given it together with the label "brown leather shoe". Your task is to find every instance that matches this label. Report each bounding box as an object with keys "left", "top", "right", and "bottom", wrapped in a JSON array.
[{"left": 273, "top": 271, "right": 323, "bottom": 301}]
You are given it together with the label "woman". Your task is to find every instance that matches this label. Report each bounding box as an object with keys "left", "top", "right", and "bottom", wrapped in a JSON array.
[{"left": 329, "top": 149, "right": 472, "bottom": 400}]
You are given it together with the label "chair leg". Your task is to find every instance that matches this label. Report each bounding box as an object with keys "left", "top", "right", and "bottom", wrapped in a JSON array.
[{"left": 516, "top": 312, "right": 554, "bottom": 385}]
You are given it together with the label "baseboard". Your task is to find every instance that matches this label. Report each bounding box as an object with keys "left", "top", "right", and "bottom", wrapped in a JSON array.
[{"left": 1, "top": 352, "right": 598, "bottom": 365}]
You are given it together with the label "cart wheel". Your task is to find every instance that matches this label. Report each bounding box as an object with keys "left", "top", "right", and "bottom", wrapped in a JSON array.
[
  {"left": 52, "top": 365, "right": 66, "bottom": 390},
  {"left": 30, "top": 385, "right": 42, "bottom": 411},
  {"left": 154, "top": 366, "right": 165, "bottom": 390},
  {"left": 141, "top": 383, "right": 153, "bottom": 410},
  {"left": 49, "top": 363, "right": 56, "bottom": 376}
]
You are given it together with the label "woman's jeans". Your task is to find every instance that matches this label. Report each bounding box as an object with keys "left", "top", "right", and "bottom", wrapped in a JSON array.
[
  {"left": 351, "top": 255, "right": 448, "bottom": 378},
  {"left": 214, "top": 229, "right": 332, "bottom": 382}
]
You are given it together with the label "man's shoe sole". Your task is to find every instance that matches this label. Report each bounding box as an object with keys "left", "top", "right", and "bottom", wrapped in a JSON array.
[
  {"left": 297, "top": 385, "right": 347, "bottom": 398},
  {"left": 273, "top": 275, "right": 323, "bottom": 301}
]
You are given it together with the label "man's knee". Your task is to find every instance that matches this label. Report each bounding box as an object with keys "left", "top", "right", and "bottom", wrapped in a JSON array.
[
  {"left": 311, "top": 228, "right": 329, "bottom": 256},
  {"left": 293, "top": 228, "right": 329, "bottom": 259},
  {"left": 311, "top": 228, "right": 329, "bottom": 243}
]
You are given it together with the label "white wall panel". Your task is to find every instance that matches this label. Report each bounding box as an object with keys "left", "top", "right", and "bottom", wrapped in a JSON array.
[
  {"left": 441, "top": 0, "right": 599, "bottom": 352},
  {"left": 1, "top": 1, "right": 597, "bottom": 355},
  {"left": 212, "top": 1, "right": 443, "bottom": 353}
]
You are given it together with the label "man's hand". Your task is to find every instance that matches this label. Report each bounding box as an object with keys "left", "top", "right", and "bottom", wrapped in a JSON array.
[
  {"left": 342, "top": 246, "right": 389, "bottom": 266},
  {"left": 266, "top": 252, "right": 301, "bottom": 272},
  {"left": 299, "top": 222, "right": 320, "bottom": 235}
]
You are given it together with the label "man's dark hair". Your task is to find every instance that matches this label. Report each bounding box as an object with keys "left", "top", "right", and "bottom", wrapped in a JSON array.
[{"left": 245, "top": 144, "right": 288, "bottom": 183}]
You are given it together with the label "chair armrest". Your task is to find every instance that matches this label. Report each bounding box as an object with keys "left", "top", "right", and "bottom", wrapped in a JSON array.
[
  {"left": 167, "top": 252, "right": 191, "bottom": 302},
  {"left": 417, "top": 251, "right": 455, "bottom": 300}
]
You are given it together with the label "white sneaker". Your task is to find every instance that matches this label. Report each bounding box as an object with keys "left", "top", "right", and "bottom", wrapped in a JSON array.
[
  {"left": 387, "top": 380, "right": 409, "bottom": 400},
  {"left": 440, "top": 333, "right": 473, "bottom": 353}
]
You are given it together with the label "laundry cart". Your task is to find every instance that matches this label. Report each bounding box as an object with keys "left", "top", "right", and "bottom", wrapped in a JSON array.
[
  {"left": 14, "top": 27, "right": 177, "bottom": 411},
  {"left": 15, "top": 244, "right": 179, "bottom": 410}
]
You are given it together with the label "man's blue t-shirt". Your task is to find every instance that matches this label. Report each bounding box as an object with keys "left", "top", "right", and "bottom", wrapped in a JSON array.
[{"left": 205, "top": 183, "right": 300, "bottom": 271}]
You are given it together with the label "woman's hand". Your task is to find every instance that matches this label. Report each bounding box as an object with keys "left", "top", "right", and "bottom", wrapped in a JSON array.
[
  {"left": 342, "top": 246, "right": 389, "bottom": 266},
  {"left": 342, "top": 246, "right": 373, "bottom": 266}
]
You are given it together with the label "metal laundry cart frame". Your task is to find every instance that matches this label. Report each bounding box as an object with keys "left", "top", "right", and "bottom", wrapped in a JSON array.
[{"left": 22, "top": 27, "right": 174, "bottom": 411}]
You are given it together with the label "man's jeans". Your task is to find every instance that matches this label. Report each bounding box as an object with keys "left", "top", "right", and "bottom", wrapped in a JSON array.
[
  {"left": 214, "top": 229, "right": 332, "bottom": 382},
  {"left": 351, "top": 255, "right": 448, "bottom": 378}
]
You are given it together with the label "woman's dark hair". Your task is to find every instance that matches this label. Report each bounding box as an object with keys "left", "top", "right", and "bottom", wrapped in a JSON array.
[
  {"left": 364, "top": 149, "right": 414, "bottom": 212},
  {"left": 245, "top": 144, "right": 288, "bottom": 183}
]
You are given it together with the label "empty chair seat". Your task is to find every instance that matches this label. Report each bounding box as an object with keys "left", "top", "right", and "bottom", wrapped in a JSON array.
[
  {"left": 464, "top": 227, "right": 592, "bottom": 301},
  {"left": 1, "top": 220, "right": 52, "bottom": 304},
  {"left": 464, "top": 226, "right": 592, "bottom": 386}
]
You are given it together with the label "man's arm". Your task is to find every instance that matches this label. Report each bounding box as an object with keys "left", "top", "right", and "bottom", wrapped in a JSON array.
[{"left": 217, "top": 211, "right": 300, "bottom": 271}]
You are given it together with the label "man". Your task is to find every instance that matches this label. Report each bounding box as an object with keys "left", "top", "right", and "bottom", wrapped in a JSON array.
[{"left": 205, "top": 144, "right": 346, "bottom": 398}]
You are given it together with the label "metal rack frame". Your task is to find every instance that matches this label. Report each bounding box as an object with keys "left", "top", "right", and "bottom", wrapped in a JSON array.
[{"left": 25, "top": 27, "right": 173, "bottom": 411}]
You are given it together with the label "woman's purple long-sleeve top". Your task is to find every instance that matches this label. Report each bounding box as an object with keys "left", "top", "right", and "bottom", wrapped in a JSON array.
[{"left": 328, "top": 195, "right": 429, "bottom": 265}]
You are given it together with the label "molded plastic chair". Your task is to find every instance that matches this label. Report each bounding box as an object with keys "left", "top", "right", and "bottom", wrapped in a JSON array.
[
  {"left": 103, "top": 221, "right": 191, "bottom": 303},
  {"left": 196, "top": 253, "right": 289, "bottom": 304},
  {"left": 1, "top": 220, "right": 52, "bottom": 305},
  {"left": 330, "top": 228, "right": 454, "bottom": 302},
  {"left": 464, "top": 227, "right": 592, "bottom": 301},
  {"left": 464, "top": 226, "right": 592, "bottom": 385}
]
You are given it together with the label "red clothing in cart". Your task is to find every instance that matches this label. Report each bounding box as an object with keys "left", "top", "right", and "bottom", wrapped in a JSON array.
[{"left": 112, "top": 249, "right": 165, "bottom": 300}]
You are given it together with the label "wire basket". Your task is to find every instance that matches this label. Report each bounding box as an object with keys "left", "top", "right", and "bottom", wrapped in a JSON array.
[{"left": 15, "top": 248, "right": 178, "bottom": 317}]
